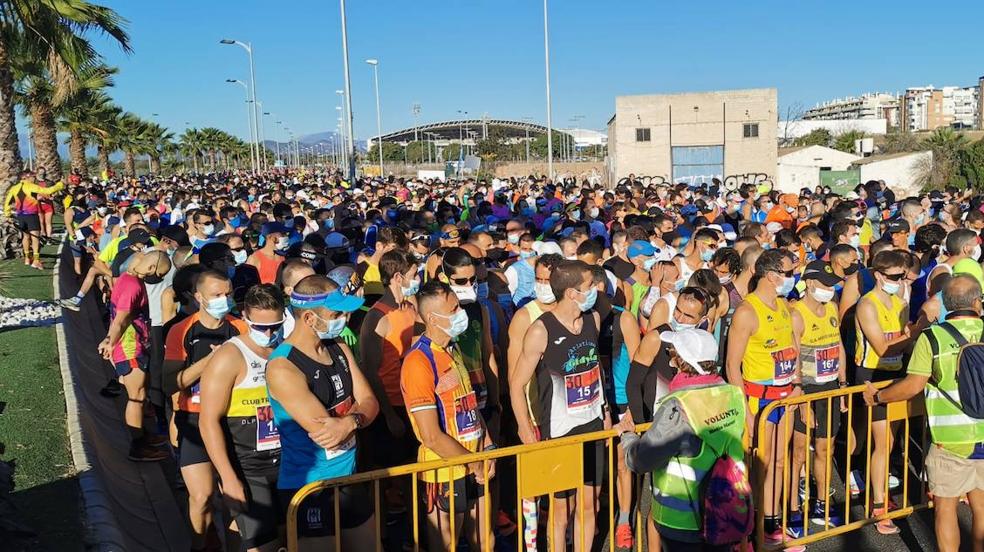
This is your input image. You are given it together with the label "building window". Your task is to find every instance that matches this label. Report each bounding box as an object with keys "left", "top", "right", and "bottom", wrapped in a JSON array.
[
  {"left": 743, "top": 123, "right": 759, "bottom": 138},
  {"left": 635, "top": 128, "right": 651, "bottom": 142}
]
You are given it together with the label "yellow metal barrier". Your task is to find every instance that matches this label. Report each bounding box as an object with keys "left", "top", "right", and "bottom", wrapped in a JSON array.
[
  {"left": 752, "top": 381, "right": 930, "bottom": 549},
  {"left": 286, "top": 425, "right": 657, "bottom": 552},
  {"left": 286, "top": 382, "right": 931, "bottom": 551}
]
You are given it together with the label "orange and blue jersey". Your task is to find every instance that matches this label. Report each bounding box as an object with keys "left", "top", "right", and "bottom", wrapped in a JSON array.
[{"left": 3, "top": 180, "right": 63, "bottom": 216}]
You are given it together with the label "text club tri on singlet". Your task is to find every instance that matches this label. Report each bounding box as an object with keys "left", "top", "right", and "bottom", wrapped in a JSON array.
[
  {"left": 535, "top": 311, "right": 605, "bottom": 439},
  {"left": 742, "top": 293, "right": 797, "bottom": 387}
]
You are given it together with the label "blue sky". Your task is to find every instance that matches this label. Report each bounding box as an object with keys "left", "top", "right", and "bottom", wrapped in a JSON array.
[{"left": 87, "top": 0, "right": 983, "bottom": 142}]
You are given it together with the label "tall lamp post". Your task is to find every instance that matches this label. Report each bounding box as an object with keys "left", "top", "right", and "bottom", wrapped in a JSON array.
[
  {"left": 226, "top": 79, "right": 256, "bottom": 173},
  {"left": 542, "top": 0, "right": 554, "bottom": 180},
  {"left": 456, "top": 110, "right": 468, "bottom": 177},
  {"left": 338, "top": 0, "right": 356, "bottom": 181},
  {"left": 220, "top": 38, "right": 260, "bottom": 174},
  {"left": 365, "top": 58, "right": 384, "bottom": 179}
]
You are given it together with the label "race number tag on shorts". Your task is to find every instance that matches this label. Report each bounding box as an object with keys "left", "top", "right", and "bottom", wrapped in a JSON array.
[
  {"left": 814, "top": 345, "right": 840, "bottom": 383},
  {"left": 255, "top": 405, "right": 281, "bottom": 451},
  {"left": 454, "top": 392, "right": 482, "bottom": 442},
  {"left": 324, "top": 436, "right": 355, "bottom": 461},
  {"left": 881, "top": 332, "right": 903, "bottom": 369},
  {"left": 564, "top": 365, "right": 601, "bottom": 414},
  {"left": 190, "top": 382, "right": 201, "bottom": 405},
  {"left": 771, "top": 348, "right": 797, "bottom": 385}
]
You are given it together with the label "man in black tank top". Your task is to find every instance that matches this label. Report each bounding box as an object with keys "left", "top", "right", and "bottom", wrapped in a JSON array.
[{"left": 509, "top": 260, "right": 607, "bottom": 552}]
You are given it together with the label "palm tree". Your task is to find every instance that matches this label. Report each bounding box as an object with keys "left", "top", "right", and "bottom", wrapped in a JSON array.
[
  {"left": 141, "top": 122, "right": 172, "bottom": 174},
  {"left": 56, "top": 66, "right": 117, "bottom": 174},
  {"left": 113, "top": 112, "right": 149, "bottom": 177},
  {"left": 198, "top": 127, "right": 225, "bottom": 171},
  {"left": 923, "top": 127, "right": 968, "bottom": 188},
  {"left": 92, "top": 101, "right": 121, "bottom": 175},
  {"left": 178, "top": 128, "right": 202, "bottom": 173},
  {"left": 4, "top": 2, "right": 129, "bottom": 185}
]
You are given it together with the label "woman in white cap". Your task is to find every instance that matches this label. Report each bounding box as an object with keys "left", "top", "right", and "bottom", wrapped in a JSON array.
[{"left": 617, "top": 328, "right": 749, "bottom": 552}]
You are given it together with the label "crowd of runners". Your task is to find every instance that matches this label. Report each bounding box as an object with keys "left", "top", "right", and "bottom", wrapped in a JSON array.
[{"left": 9, "top": 165, "right": 984, "bottom": 552}]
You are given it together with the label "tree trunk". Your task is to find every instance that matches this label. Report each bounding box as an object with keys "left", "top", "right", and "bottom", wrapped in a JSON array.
[
  {"left": 29, "top": 100, "right": 62, "bottom": 181},
  {"left": 124, "top": 150, "right": 136, "bottom": 177},
  {"left": 97, "top": 144, "right": 110, "bottom": 175},
  {"left": 0, "top": 40, "right": 22, "bottom": 208},
  {"left": 69, "top": 128, "right": 86, "bottom": 176},
  {"left": 150, "top": 155, "right": 161, "bottom": 174}
]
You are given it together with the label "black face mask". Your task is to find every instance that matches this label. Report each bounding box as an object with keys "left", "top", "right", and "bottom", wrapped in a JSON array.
[
  {"left": 844, "top": 262, "right": 860, "bottom": 276},
  {"left": 485, "top": 247, "right": 507, "bottom": 264},
  {"left": 143, "top": 274, "right": 164, "bottom": 285}
]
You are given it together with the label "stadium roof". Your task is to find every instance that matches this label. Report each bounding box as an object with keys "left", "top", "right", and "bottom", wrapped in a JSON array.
[{"left": 378, "top": 118, "right": 561, "bottom": 142}]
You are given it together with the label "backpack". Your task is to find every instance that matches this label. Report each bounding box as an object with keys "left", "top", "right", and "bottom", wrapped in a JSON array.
[
  {"left": 700, "top": 439, "right": 754, "bottom": 545},
  {"left": 926, "top": 321, "right": 984, "bottom": 419}
]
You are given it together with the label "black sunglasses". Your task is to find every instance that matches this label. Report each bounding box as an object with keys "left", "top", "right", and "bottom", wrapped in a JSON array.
[
  {"left": 772, "top": 269, "right": 795, "bottom": 277},
  {"left": 880, "top": 272, "right": 905, "bottom": 281},
  {"left": 449, "top": 275, "right": 477, "bottom": 286},
  {"left": 248, "top": 320, "right": 285, "bottom": 333}
]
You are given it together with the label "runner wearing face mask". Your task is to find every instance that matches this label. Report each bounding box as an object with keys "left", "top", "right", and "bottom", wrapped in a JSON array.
[
  {"left": 510, "top": 260, "right": 607, "bottom": 552},
  {"left": 164, "top": 270, "right": 247, "bottom": 550},
  {"left": 266, "top": 275, "right": 379, "bottom": 549},
  {"left": 622, "top": 240, "right": 657, "bottom": 317},
  {"left": 675, "top": 228, "right": 717, "bottom": 285},
  {"left": 725, "top": 249, "right": 803, "bottom": 546},
  {"left": 787, "top": 262, "right": 848, "bottom": 536},
  {"left": 199, "top": 284, "right": 287, "bottom": 552},
  {"left": 854, "top": 250, "right": 921, "bottom": 534},
  {"left": 246, "top": 222, "right": 290, "bottom": 284},
  {"left": 441, "top": 248, "right": 501, "bottom": 436}
]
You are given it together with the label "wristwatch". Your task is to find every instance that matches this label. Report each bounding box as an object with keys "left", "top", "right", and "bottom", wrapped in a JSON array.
[{"left": 350, "top": 413, "right": 366, "bottom": 430}]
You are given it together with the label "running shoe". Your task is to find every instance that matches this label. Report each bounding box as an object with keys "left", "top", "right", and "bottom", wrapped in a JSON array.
[
  {"left": 59, "top": 297, "right": 82, "bottom": 312},
  {"left": 849, "top": 469, "right": 863, "bottom": 496},
  {"left": 809, "top": 501, "right": 845, "bottom": 527},
  {"left": 889, "top": 474, "right": 900, "bottom": 489},
  {"left": 31, "top": 260, "right": 43, "bottom": 270},
  {"left": 785, "top": 511, "right": 808, "bottom": 539},
  {"left": 765, "top": 529, "right": 806, "bottom": 552},
  {"left": 614, "top": 521, "right": 633, "bottom": 549},
  {"left": 872, "top": 506, "right": 899, "bottom": 535}
]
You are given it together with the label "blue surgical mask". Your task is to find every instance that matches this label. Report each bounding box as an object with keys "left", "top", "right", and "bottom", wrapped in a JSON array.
[
  {"left": 669, "top": 316, "right": 696, "bottom": 332},
  {"left": 434, "top": 309, "right": 469, "bottom": 339},
  {"left": 248, "top": 326, "right": 283, "bottom": 348},
  {"left": 882, "top": 281, "right": 900, "bottom": 296},
  {"left": 915, "top": 213, "right": 926, "bottom": 226},
  {"left": 776, "top": 276, "right": 795, "bottom": 296},
  {"left": 201, "top": 223, "right": 215, "bottom": 236},
  {"left": 233, "top": 249, "right": 248, "bottom": 266},
  {"left": 700, "top": 248, "right": 715, "bottom": 262},
  {"left": 508, "top": 233, "right": 521, "bottom": 245},
  {"left": 519, "top": 250, "right": 536, "bottom": 259},
  {"left": 204, "top": 296, "right": 232, "bottom": 319},
  {"left": 401, "top": 276, "right": 420, "bottom": 297},
  {"left": 314, "top": 313, "right": 347, "bottom": 340},
  {"left": 575, "top": 287, "right": 598, "bottom": 312},
  {"left": 674, "top": 278, "right": 686, "bottom": 291},
  {"left": 642, "top": 257, "right": 657, "bottom": 271}
]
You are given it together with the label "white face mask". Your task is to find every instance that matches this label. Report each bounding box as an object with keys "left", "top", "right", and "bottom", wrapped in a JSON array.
[
  {"left": 534, "top": 282, "right": 556, "bottom": 304},
  {"left": 811, "top": 287, "right": 835, "bottom": 303},
  {"left": 451, "top": 283, "right": 477, "bottom": 304},
  {"left": 275, "top": 236, "right": 290, "bottom": 250},
  {"left": 972, "top": 245, "right": 982, "bottom": 260}
]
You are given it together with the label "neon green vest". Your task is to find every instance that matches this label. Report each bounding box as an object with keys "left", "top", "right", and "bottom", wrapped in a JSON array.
[
  {"left": 924, "top": 320, "right": 984, "bottom": 447},
  {"left": 650, "top": 384, "right": 746, "bottom": 531},
  {"left": 629, "top": 280, "right": 649, "bottom": 318}
]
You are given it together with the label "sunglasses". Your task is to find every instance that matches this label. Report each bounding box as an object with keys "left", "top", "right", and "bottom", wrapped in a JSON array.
[
  {"left": 246, "top": 319, "right": 285, "bottom": 333},
  {"left": 449, "top": 275, "right": 477, "bottom": 286},
  {"left": 879, "top": 272, "right": 905, "bottom": 281},
  {"left": 772, "top": 269, "right": 795, "bottom": 277}
]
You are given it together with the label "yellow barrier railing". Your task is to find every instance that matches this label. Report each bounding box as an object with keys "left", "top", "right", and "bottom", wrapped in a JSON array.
[
  {"left": 752, "top": 381, "right": 930, "bottom": 549},
  {"left": 287, "top": 382, "right": 931, "bottom": 551}
]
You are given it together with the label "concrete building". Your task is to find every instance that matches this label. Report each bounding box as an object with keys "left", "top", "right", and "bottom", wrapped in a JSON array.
[
  {"left": 607, "top": 88, "right": 776, "bottom": 187},
  {"left": 804, "top": 93, "right": 900, "bottom": 127},
  {"left": 902, "top": 85, "right": 981, "bottom": 131},
  {"left": 560, "top": 128, "right": 607, "bottom": 148},
  {"left": 778, "top": 119, "right": 888, "bottom": 144},
  {"left": 851, "top": 151, "right": 932, "bottom": 198},
  {"left": 776, "top": 145, "right": 861, "bottom": 192}
]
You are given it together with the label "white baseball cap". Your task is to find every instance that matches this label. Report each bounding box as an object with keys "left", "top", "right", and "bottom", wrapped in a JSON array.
[{"left": 659, "top": 328, "right": 719, "bottom": 375}]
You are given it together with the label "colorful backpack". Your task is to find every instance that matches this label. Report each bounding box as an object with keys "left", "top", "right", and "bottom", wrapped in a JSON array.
[{"left": 700, "top": 442, "right": 754, "bottom": 545}]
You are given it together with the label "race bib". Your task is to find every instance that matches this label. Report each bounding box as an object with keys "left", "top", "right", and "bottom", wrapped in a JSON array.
[
  {"left": 814, "top": 345, "right": 840, "bottom": 383},
  {"left": 255, "top": 405, "right": 281, "bottom": 451},
  {"left": 565, "top": 365, "right": 602, "bottom": 414},
  {"left": 190, "top": 382, "right": 201, "bottom": 404},
  {"left": 324, "top": 435, "right": 355, "bottom": 461},
  {"left": 454, "top": 392, "right": 482, "bottom": 442},
  {"left": 771, "top": 347, "right": 797, "bottom": 385}
]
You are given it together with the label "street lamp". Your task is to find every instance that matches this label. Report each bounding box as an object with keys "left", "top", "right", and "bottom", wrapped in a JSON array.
[
  {"left": 456, "top": 110, "right": 468, "bottom": 177},
  {"left": 256, "top": 101, "right": 266, "bottom": 171},
  {"left": 365, "top": 59, "right": 384, "bottom": 179},
  {"left": 220, "top": 38, "right": 260, "bottom": 174},
  {"left": 226, "top": 79, "right": 256, "bottom": 173},
  {"left": 337, "top": 0, "right": 356, "bottom": 181},
  {"left": 335, "top": 105, "right": 346, "bottom": 173},
  {"left": 542, "top": 0, "right": 554, "bottom": 180}
]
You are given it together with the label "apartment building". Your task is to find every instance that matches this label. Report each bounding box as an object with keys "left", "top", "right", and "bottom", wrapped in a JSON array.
[
  {"left": 804, "top": 93, "right": 900, "bottom": 127},
  {"left": 902, "top": 85, "right": 981, "bottom": 131}
]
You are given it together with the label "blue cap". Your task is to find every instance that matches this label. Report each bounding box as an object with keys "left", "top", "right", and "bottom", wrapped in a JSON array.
[
  {"left": 324, "top": 232, "right": 350, "bottom": 249},
  {"left": 261, "top": 222, "right": 291, "bottom": 237},
  {"left": 290, "top": 289, "right": 365, "bottom": 313},
  {"left": 627, "top": 240, "right": 657, "bottom": 259}
]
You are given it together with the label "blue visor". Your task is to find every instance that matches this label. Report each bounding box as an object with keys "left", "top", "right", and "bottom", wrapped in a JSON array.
[{"left": 290, "top": 289, "right": 364, "bottom": 313}]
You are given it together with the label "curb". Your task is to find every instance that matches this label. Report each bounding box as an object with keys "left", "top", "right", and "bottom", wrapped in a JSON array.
[{"left": 52, "top": 238, "right": 126, "bottom": 551}]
